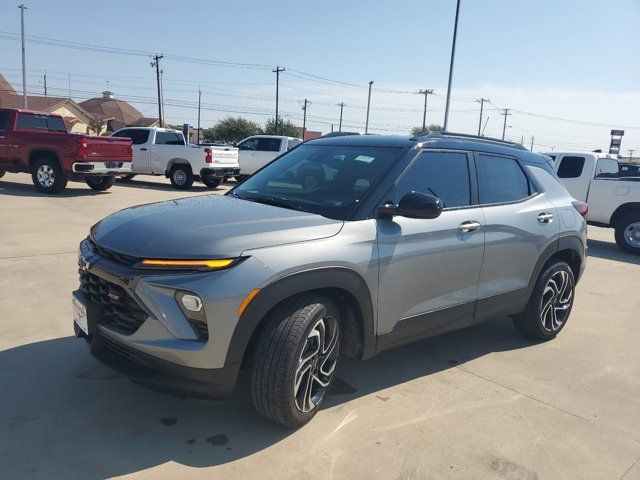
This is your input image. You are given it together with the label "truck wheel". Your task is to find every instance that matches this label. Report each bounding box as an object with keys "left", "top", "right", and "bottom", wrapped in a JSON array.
[
  {"left": 86, "top": 175, "right": 115, "bottom": 191},
  {"left": 614, "top": 212, "right": 640, "bottom": 255},
  {"left": 0, "top": 168, "right": 5, "bottom": 178},
  {"left": 202, "top": 177, "right": 222, "bottom": 189},
  {"left": 512, "top": 261, "right": 575, "bottom": 340},
  {"left": 250, "top": 294, "right": 340, "bottom": 428},
  {"left": 169, "top": 165, "right": 194, "bottom": 190},
  {"left": 31, "top": 158, "right": 68, "bottom": 194}
]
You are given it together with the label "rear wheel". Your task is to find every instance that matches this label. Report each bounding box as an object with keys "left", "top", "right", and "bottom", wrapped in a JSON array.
[
  {"left": 512, "top": 261, "right": 575, "bottom": 340},
  {"left": 250, "top": 294, "right": 340, "bottom": 428},
  {"left": 202, "top": 177, "right": 222, "bottom": 189},
  {"left": 169, "top": 165, "right": 194, "bottom": 190},
  {"left": 86, "top": 175, "right": 115, "bottom": 191},
  {"left": 614, "top": 212, "right": 640, "bottom": 255},
  {"left": 31, "top": 158, "right": 67, "bottom": 194}
]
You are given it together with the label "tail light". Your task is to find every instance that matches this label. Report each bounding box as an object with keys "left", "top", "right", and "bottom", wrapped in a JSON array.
[
  {"left": 572, "top": 201, "right": 588, "bottom": 219},
  {"left": 205, "top": 148, "right": 212, "bottom": 164},
  {"left": 76, "top": 136, "right": 89, "bottom": 158}
]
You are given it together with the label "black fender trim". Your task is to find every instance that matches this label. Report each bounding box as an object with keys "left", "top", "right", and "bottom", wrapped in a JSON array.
[{"left": 224, "top": 267, "right": 376, "bottom": 366}]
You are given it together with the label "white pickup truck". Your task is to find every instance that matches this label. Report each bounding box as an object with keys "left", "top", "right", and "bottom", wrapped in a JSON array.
[
  {"left": 237, "top": 135, "right": 302, "bottom": 179},
  {"left": 111, "top": 127, "right": 239, "bottom": 189},
  {"left": 546, "top": 151, "right": 640, "bottom": 254}
]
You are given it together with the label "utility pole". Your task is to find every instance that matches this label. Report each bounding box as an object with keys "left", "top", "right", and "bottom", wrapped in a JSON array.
[
  {"left": 530, "top": 135, "right": 535, "bottom": 151},
  {"left": 151, "top": 54, "right": 164, "bottom": 127},
  {"left": 301, "top": 99, "right": 309, "bottom": 141},
  {"left": 273, "top": 66, "right": 285, "bottom": 135},
  {"left": 18, "top": 4, "right": 27, "bottom": 109},
  {"left": 477, "top": 98, "right": 488, "bottom": 136},
  {"left": 365, "top": 81, "right": 374, "bottom": 134},
  {"left": 629, "top": 149, "right": 635, "bottom": 163},
  {"left": 501, "top": 108, "right": 511, "bottom": 140},
  {"left": 197, "top": 88, "right": 201, "bottom": 144},
  {"left": 42, "top": 70, "right": 47, "bottom": 96},
  {"left": 68, "top": 72, "right": 71, "bottom": 98},
  {"left": 418, "top": 89, "right": 434, "bottom": 132},
  {"left": 338, "top": 102, "right": 345, "bottom": 132},
  {"left": 443, "top": 0, "right": 461, "bottom": 132}
]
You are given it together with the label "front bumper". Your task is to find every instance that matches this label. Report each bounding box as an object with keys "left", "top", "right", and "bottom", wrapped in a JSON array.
[
  {"left": 200, "top": 166, "right": 240, "bottom": 179},
  {"left": 72, "top": 161, "right": 132, "bottom": 175}
]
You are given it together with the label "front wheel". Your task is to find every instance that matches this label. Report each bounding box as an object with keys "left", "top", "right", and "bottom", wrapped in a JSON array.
[
  {"left": 614, "top": 212, "right": 640, "bottom": 255},
  {"left": 512, "top": 261, "right": 575, "bottom": 340},
  {"left": 202, "top": 177, "right": 222, "bottom": 189},
  {"left": 169, "top": 165, "right": 194, "bottom": 190},
  {"left": 250, "top": 294, "right": 341, "bottom": 428},
  {"left": 86, "top": 175, "right": 115, "bottom": 191},
  {"left": 31, "top": 158, "right": 68, "bottom": 194}
]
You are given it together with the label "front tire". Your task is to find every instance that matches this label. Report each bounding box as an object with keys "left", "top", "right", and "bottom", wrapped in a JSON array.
[
  {"left": 250, "top": 294, "right": 341, "bottom": 428},
  {"left": 614, "top": 212, "right": 640, "bottom": 255},
  {"left": 86, "top": 175, "right": 115, "bottom": 191},
  {"left": 202, "top": 177, "right": 222, "bottom": 189},
  {"left": 31, "top": 158, "right": 68, "bottom": 194},
  {"left": 169, "top": 165, "right": 194, "bottom": 190},
  {"left": 512, "top": 261, "right": 575, "bottom": 340}
]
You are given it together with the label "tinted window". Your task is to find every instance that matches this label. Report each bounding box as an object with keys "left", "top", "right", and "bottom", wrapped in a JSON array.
[
  {"left": 238, "top": 138, "right": 259, "bottom": 150},
  {"left": 232, "top": 145, "right": 400, "bottom": 220},
  {"left": 257, "top": 138, "right": 282, "bottom": 152},
  {"left": 476, "top": 154, "right": 531, "bottom": 204},
  {"left": 396, "top": 151, "right": 471, "bottom": 208},
  {"left": 112, "top": 129, "right": 150, "bottom": 145},
  {"left": 557, "top": 156, "right": 585, "bottom": 178},
  {"left": 595, "top": 158, "right": 619, "bottom": 178},
  {"left": 0, "top": 111, "right": 11, "bottom": 130},
  {"left": 16, "top": 113, "right": 66, "bottom": 132},
  {"left": 154, "top": 131, "right": 185, "bottom": 145}
]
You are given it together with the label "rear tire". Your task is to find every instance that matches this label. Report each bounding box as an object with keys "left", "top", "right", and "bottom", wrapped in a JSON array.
[
  {"left": 202, "top": 177, "right": 222, "bottom": 189},
  {"left": 614, "top": 212, "right": 640, "bottom": 255},
  {"left": 512, "top": 261, "right": 575, "bottom": 340},
  {"left": 250, "top": 294, "right": 341, "bottom": 428},
  {"left": 86, "top": 175, "right": 115, "bottom": 191},
  {"left": 169, "top": 165, "right": 194, "bottom": 190},
  {"left": 31, "top": 157, "right": 67, "bottom": 194}
]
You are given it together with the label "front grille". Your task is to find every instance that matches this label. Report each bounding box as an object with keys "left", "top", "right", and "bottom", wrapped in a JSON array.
[
  {"left": 89, "top": 239, "right": 138, "bottom": 267},
  {"left": 79, "top": 269, "right": 148, "bottom": 334}
]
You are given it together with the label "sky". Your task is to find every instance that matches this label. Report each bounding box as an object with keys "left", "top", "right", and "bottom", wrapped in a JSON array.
[{"left": 0, "top": 0, "right": 639, "bottom": 154}]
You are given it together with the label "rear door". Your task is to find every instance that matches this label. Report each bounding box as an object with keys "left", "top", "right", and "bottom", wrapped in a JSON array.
[
  {"left": 475, "top": 153, "right": 559, "bottom": 320},
  {"left": 151, "top": 131, "right": 185, "bottom": 174},
  {"left": 555, "top": 154, "right": 589, "bottom": 201},
  {"left": 0, "top": 110, "right": 11, "bottom": 165},
  {"left": 112, "top": 129, "right": 151, "bottom": 173},
  {"left": 254, "top": 137, "right": 282, "bottom": 171},
  {"left": 376, "top": 149, "right": 485, "bottom": 336},
  {"left": 237, "top": 137, "right": 259, "bottom": 174}
]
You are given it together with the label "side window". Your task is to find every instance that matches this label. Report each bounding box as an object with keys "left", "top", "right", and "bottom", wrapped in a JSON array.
[
  {"left": 154, "top": 131, "right": 184, "bottom": 145},
  {"left": 557, "top": 156, "right": 585, "bottom": 178},
  {"left": 396, "top": 151, "right": 471, "bottom": 208},
  {"left": 476, "top": 154, "right": 531, "bottom": 204},
  {"left": 238, "top": 138, "right": 259, "bottom": 151},
  {"left": 112, "top": 129, "right": 149, "bottom": 145},
  {"left": 595, "top": 158, "right": 619, "bottom": 178},
  {"left": 257, "top": 138, "right": 282, "bottom": 152},
  {"left": 0, "top": 111, "right": 11, "bottom": 131}
]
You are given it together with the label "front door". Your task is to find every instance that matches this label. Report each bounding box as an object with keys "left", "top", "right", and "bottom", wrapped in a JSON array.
[{"left": 376, "top": 150, "right": 485, "bottom": 339}]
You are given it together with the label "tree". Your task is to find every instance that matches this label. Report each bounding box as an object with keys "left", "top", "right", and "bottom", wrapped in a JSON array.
[
  {"left": 411, "top": 124, "right": 443, "bottom": 136},
  {"left": 205, "top": 117, "right": 262, "bottom": 143},
  {"left": 263, "top": 117, "right": 300, "bottom": 137},
  {"left": 87, "top": 117, "right": 106, "bottom": 135}
]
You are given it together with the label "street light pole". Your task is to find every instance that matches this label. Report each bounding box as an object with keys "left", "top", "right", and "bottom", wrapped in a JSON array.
[
  {"left": 418, "top": 89, "right": 434, "bottom": 132},
  {"left": 197, "top": 88, "right": 201, "bottom": 144},
  {"left": 302, "top": 99, "right": 309, "bottom": 141},
  {"left": 18, "top": 4, "right": 28, "bottom": 109},
  {"left": 338, "top": 102, "right": 345, "bottom": 132},
  {"left": 477, "top": 98, "right": 488, "bottom": 136},
  {"left": 365, "top": 81, "right": 374, "bottom": 134},
  {"left": 443, "top": 0, "right": 461, "bottom": 132},
  {"left": 273, "top": 66, "right": 285, "bottom": 135}
]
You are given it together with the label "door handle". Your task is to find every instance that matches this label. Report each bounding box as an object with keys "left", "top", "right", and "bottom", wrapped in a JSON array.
[
  {"left": 537, "top": 212, "right": 554, "bottom": 223},
  {"left": 139, "top": 148, "right": 148, "bottom": 151},
  {"left": 459, "top": 221, "right": 481, "bottom": 233}
]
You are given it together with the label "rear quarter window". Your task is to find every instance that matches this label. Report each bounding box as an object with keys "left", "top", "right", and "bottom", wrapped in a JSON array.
[{"left": 557, "top": 156, "right": 585, "bottom": 178}]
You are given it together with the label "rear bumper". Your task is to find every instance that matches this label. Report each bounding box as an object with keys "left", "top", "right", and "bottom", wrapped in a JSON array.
[
  {"left": 72, "top": 161, "right": 132, "bottom": 175},
  {"left": 200, "top": 166, "right": 240, "bottom": 179}
]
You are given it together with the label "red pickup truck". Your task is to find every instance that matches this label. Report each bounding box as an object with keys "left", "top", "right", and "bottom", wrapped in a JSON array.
[{"left": 0, "top": 108, "right": 133, "bottom": 194}]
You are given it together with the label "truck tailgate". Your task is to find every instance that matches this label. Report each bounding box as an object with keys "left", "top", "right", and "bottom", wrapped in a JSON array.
[
  {"left": 210, "top": 147, "right": 239, "bottom": 164},
  {"left": 81, "top": 136, "right": 132, "bottom": 162}
]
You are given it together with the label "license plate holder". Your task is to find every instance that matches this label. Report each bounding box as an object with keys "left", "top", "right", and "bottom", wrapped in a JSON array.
[{"left": 72, "top": 295, "right": 88, "bottom": 335}]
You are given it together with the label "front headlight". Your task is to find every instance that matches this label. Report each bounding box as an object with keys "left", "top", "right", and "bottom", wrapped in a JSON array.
[{"left": 138, "top": 258, "right": 239, "bottom": 271}]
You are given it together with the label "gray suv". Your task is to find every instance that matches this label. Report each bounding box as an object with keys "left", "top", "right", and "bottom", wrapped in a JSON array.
[{"left": 73, "top": 132, "right": 587, "bottom": 427}]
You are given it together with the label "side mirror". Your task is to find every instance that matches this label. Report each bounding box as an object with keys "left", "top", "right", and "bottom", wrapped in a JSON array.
[{"left": 378, "top": 191, "right": 443, "bottom": 219}]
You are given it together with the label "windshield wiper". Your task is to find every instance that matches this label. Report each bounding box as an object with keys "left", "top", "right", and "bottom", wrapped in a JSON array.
[{"left": 234, "top": 192, "right": 302, "bottom": 211}]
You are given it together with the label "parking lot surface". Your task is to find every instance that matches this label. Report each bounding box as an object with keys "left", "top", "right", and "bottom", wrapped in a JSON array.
[{"left": 1, "top": 172, "right": 639, "bottom": 480}]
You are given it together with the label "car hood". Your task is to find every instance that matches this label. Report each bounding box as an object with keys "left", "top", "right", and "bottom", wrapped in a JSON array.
[{"left": 91, "top": 194, "right": 343, "bottom": 258}]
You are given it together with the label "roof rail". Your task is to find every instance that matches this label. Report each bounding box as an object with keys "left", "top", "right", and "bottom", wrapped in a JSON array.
[{"left": 412, "top": 131, "right": 528, "bottom": 151}]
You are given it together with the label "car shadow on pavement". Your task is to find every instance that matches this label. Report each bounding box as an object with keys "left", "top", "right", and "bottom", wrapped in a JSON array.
[
  {"left": 114, "top": 178, "right": 229, "bottom": 193},
  {"left": 0, "top": 179, "right": 106, "bottom": 198},
  {"left": 0, "top": 318, "right": 536, "bottom": 479},
  {"left": 587, "top": 238, "right": 640, "bottom": 265}
]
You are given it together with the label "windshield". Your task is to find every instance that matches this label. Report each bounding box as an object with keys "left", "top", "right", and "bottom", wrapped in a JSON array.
[{"left": 230, "top": 144, "right": 402, "bottom": 219}]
